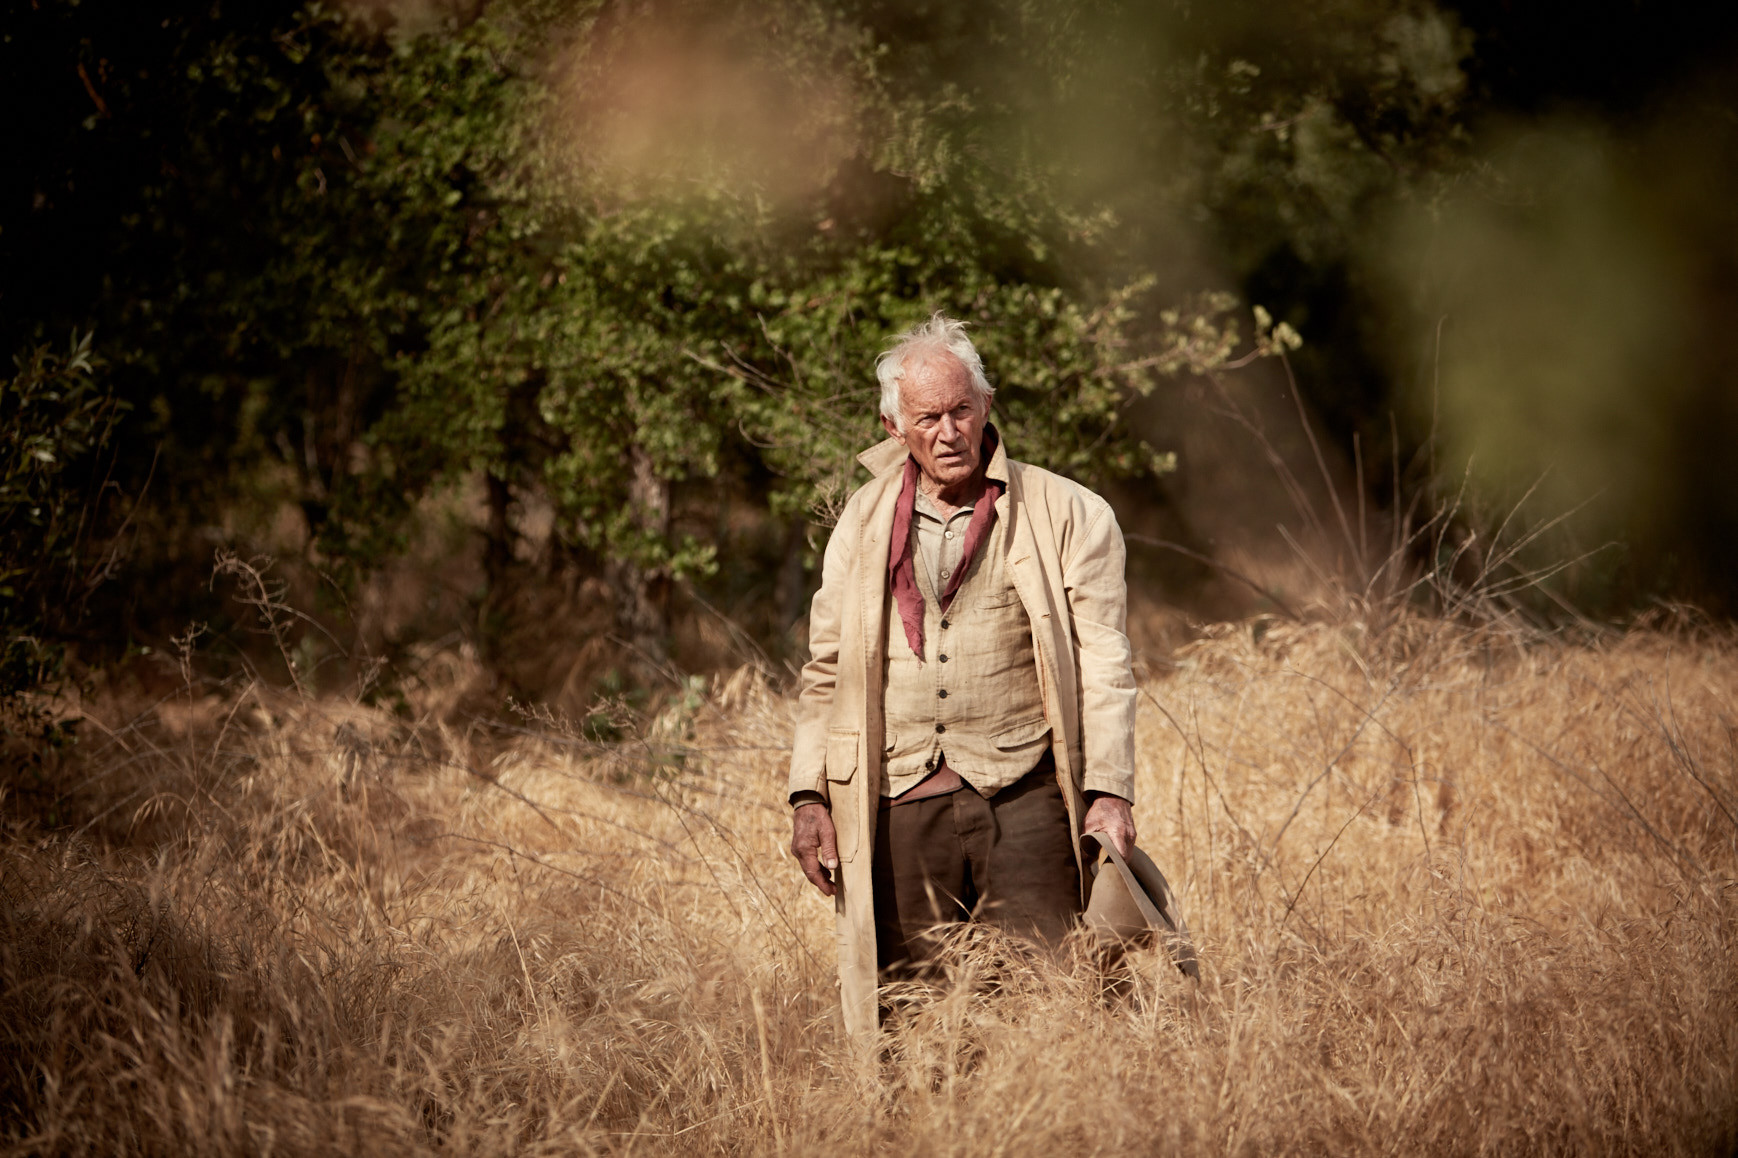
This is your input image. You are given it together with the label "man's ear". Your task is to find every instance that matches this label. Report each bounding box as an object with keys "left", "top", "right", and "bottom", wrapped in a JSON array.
[{"left": 881, "top": 413, "right": 904, "bottom": 444}]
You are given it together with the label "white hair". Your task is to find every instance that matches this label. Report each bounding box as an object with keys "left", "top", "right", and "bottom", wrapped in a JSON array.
[{"left": 876, "top": 313, "right": 994, "bottom": 432}]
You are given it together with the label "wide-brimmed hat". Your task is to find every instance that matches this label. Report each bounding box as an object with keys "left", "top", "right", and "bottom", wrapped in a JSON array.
[{"left": 1082, "top": 833, "right": 1199, "bottom": 978}]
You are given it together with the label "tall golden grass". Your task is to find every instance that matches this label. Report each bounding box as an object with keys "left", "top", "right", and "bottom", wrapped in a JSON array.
[{"left": 3, "top": 608, "right": 1735, "bottom": 1155}]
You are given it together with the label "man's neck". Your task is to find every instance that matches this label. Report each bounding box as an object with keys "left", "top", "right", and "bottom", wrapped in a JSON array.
[{"left": 919, "top": 466, "right": 988, "bottom": 520}]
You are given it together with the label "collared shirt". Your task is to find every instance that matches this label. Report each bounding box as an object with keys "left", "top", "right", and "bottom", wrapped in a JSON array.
[
  {"left": 910, "top": 441, "right": 1011, "bottom": 592},
  {"left": 912, "top": 490, "right": 977, "bottom": 597}
]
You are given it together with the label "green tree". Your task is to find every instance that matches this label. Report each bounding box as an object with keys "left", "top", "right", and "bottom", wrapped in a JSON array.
[
  {"left": 1, "top": 0, "right": 1489, "bottom": 688},
  {"left": 0, "top": 333, "right": 128, "bottom": 701}
]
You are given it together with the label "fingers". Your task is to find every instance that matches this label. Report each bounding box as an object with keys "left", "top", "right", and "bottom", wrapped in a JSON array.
[
  {"left": 1112, "top": 815, "right": 1137, "bottom": 858},
  {"left": 1112, "top": 813, "right": 1136, "bottom": 858},
  {"left": 791, "top": 825, "right": 829, "bottom": 892},
  {"left": 800, "top": 855, "right": 836, "bottom": 897},
  {"left": 795, "top": 841, "right": 834, "bottom": 895},
  {"left": 790, "top": 805, "right": 838, "bottom": 898},
  {"left": 1083, "top": 797, "right": 1137, "bottom": 859},
  {"left": 1085, "top": 821, "right": 1132, "bottom": 858},
  {"left": 817, "top": 814, "right": 839, "bottom": 873}
]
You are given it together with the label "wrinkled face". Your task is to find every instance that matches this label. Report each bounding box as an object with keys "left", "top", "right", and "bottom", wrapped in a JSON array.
[{"left": 882, "top": 353, "right": 990, "bottom": 492}]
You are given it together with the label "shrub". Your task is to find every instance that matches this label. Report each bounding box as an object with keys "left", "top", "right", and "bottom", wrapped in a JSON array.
[{"left": 0, "top": 331, "right": 127, "bottom": 706}]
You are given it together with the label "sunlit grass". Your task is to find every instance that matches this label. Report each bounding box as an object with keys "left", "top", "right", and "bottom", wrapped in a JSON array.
[{"left": 2, "top": 610, "right": 1734, "bottom": 1155}]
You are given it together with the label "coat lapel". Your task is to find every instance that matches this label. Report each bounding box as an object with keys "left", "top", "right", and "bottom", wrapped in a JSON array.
[
  {"left": 834, "top": 445, "right": 905, "bottom": 1038},
  {"left": 853, "top": 436, "right": 905, "bottom": 804},
  {"left": 1002, "top": 460, "right": 1089, "bottom": 903}
]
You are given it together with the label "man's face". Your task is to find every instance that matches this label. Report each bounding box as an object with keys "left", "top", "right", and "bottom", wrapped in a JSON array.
[{"left": 881, "top": 353, "right": 990, "bottom": 492}]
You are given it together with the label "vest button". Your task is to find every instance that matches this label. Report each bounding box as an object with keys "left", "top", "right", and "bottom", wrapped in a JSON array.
[
  {"left": 940, "top": 619, "right": 950, "bottom": 629},
  {"left": 935, "top": 723, "right": 946, "bottom": 733},
  {"left": 925, "top": 758, "right": 935, "bottom": 770},
  {"left": 939, "top": 654, "right": 948, "bottom": 662},
  {"left": 937, "top": 689, "right": 948, "bottom": 698}
]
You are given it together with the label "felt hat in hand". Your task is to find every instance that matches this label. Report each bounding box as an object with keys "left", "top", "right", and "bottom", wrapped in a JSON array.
[{"left": 1082, "top": 832, "right": 1200, "bottom": 978}]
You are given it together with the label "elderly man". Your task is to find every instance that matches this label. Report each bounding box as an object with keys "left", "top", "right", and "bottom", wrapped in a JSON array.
[{"left": 787, "top": 313, "right": 1138, "bottom": 1035}]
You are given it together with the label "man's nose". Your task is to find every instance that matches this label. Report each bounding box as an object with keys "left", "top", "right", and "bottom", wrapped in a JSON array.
[{"left": 936, "top": 414, "right": 959, "bottom": 442}]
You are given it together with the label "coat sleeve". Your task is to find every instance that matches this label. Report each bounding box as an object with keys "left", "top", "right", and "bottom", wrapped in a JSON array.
[
  {"left": 1062, "top": 498, "right": 1138, "bottom": 802},
  {"left": 786, "top": 500, "right": 859, "bottom": 804}
]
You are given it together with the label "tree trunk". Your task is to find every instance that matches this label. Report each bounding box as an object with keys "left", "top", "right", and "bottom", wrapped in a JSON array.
[
  {"left": 607, "top": 444, "right": 671, "bottom": 676},
  {"left": 774, "top": 518, "right": 809, "bottom": 637},
  {"left": 484, "top": 471, "right": 513, "bottom": 591}
]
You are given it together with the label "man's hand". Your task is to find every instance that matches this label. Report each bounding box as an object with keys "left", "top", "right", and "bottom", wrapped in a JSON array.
[
  {"left": 1082, "top": 793, "right": 1136, "bottom": 858},
  {"left": 791, "top": 802, "right": 840, "bottom": 897}
]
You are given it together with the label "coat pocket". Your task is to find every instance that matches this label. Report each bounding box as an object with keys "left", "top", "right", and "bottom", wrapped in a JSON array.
[
  {"left": 992, "top": 716, "right": 1052, "bottom": 751},
  {"left": 825, "top": 731, "right": 860, "bottom": 782},
  {"left": 825, "top": 731, "right": 862, "bottom": 862}
]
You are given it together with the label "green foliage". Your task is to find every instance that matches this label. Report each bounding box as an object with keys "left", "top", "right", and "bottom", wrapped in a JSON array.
[
  {"left": 243, "top": 0, "right": 1196, "bottom": 583},
  {"left": 5, "top": 0, "right": 1484, "bottom": 666},
  {"left": 0, "top": 332, "right": 127, "bottom": 697}
]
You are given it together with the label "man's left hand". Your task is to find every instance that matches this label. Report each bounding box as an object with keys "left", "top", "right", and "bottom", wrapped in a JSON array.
[{"left": 1082, "top": 793, "right": 1136, "bottom": 858}]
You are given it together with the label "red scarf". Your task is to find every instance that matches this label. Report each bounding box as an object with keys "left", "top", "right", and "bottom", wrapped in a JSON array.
[{"left": 887, "top": 429, "right": 1005, "bottom": 660}]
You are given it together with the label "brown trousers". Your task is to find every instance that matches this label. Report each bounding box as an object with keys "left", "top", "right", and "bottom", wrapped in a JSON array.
[{"left": 871, "top": 754, "right": 1080, "bottom": 976}]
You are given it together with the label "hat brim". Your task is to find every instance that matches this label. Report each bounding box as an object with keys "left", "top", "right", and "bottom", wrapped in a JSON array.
[{"left": 1082, "top": 833, "right": 1200, "bottom": 978}]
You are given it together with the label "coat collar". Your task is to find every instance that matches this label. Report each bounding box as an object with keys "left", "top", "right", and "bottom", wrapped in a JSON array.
[
  {"left": 856, "top": 437, "right": 907, "bottom": 479},
  {"left": 854, "top": 423, "right": 1011, "bottom": 484}
]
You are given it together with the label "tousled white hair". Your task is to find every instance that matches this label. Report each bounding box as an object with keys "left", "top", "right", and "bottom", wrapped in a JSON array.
[{"left": 876, "top": 313, "right": 994, "bottom": 431}]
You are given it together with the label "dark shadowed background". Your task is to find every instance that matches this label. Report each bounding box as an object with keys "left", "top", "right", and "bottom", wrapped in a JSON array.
[{"left": 5, "top": 0, "right": 1738, "bottom": 715}]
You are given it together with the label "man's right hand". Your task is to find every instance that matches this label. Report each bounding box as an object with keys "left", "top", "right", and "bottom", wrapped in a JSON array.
[{"left": 791, "top": 802, "right": 840, "bottom": 897}]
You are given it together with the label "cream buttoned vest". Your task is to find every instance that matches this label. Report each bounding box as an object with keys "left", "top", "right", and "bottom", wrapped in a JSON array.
[{"left": 880, "top": 512, "right": 1051, "bottom": 796}]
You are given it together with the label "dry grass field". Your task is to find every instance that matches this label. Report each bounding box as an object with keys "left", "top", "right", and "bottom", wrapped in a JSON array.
[{"left": 3, "top": 609, "right": 1736, "bottom": 1155}]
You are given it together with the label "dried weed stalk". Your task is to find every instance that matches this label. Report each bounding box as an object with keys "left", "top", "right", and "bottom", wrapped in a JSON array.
[{"left": 0, "top": 596, "right": 1733, "bottom": 1155}]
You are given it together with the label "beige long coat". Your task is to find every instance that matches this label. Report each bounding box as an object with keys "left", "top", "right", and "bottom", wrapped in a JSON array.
[{"left": 788, "top": 434, "right": 1138, "bottom": 1036}]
